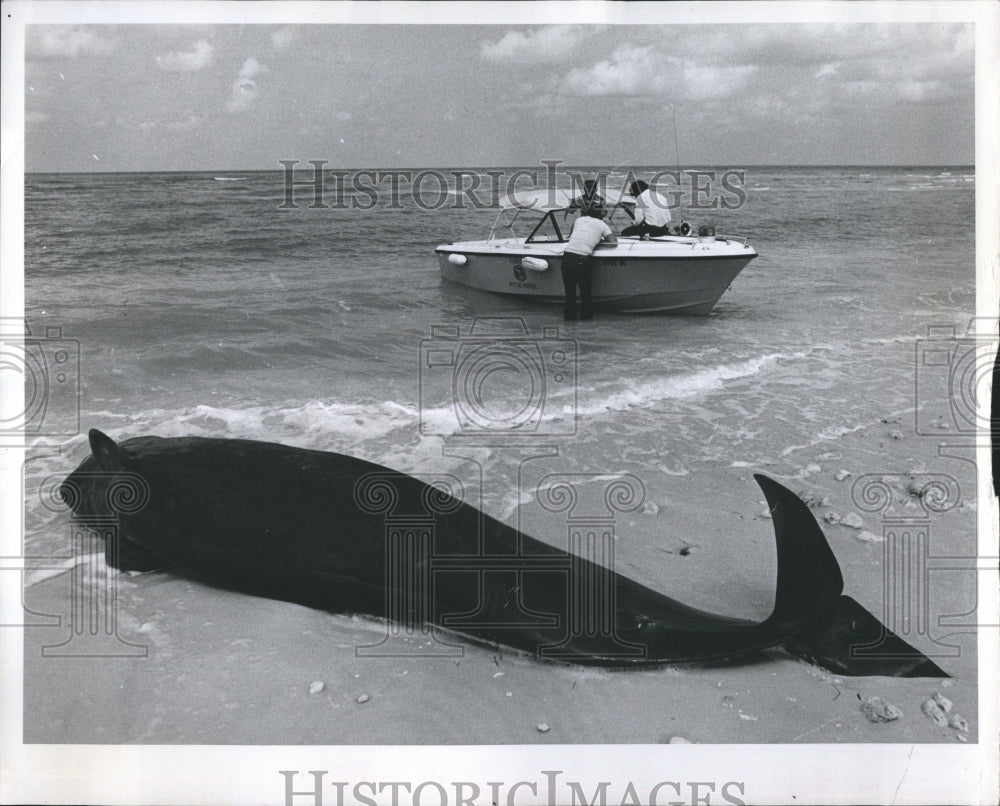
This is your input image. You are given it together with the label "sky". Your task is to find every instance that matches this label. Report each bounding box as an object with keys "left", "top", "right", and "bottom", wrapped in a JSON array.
[{"left": 16, "top": 13, "right": 978, "bottom": 171}]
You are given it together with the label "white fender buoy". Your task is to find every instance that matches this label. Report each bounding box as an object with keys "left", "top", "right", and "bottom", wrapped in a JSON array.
[
  {"left": 521, "top": 256, "right": 548, "bottom": 272},
  {"left": 447, "top": 254, "right": 468, "bottom": 266}
]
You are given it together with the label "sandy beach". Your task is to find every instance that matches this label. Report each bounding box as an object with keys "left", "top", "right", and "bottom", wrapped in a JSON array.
[{"left": 23, "top": 415, "right": 979, "bottom": 746}]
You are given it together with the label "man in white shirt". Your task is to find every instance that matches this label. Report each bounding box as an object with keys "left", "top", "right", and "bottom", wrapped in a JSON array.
[
  {"left": 561, "top": 204, "right": 617, "bottom": 320},
  {"left": 621, "top": 180, "right": 672, "bottom": 237}
]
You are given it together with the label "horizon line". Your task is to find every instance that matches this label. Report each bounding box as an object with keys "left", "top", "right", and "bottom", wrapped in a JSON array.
[{"left": 25, "top": 162, "right": 976, "bottom": 176}]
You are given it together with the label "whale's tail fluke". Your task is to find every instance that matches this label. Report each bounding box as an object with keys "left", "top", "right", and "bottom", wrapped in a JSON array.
[
  {"left": 755, "top": 474, "right": 948, "bottom": 678},
  {"left": 783, "top": 594, "right": 949, "bottom": 678}
]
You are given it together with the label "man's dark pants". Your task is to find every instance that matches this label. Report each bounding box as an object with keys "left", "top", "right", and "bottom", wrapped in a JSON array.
[{"left": 560, "top": 251, "right": 593, "bottom": 320}]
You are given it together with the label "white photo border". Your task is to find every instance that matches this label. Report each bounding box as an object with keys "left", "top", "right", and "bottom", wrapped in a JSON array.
[{"left": 2, "top": 2, "right": 997, "bottom": 804}]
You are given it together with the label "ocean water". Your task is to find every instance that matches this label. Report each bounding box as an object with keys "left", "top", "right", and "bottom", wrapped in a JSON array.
[{"left": 22, "top": 166, "right": 976, "bottom": 559}]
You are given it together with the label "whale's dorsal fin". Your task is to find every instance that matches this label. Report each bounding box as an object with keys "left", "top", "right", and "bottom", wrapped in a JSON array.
[
  {"left": 89, "top": 429, "right": 128, "bottom": 472},
  {"left": 755, "top": 474, "right": 844, "bottom": 625}
]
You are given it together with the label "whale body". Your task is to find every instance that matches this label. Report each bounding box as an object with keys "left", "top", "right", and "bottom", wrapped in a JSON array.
[{"left": 60, "top": 429, "right": 947, "bottom": 677}]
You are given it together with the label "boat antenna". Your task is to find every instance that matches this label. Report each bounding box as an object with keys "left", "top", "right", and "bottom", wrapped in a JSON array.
[{"left": 669, "top": 101, "right": 682, "bottom": 175}]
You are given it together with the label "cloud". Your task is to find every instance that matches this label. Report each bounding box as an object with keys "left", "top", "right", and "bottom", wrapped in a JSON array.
[
  {"left": 227, "top": 57, "right": 268, "bottom": 113},
  {"left": 808, "top": 26, "right": 972, "bottom": 105},
  {"left": 681, "top": 62, "right": 755, "bottom": 100},
  {"left": 270, "top": 27, "right": 296, "bottom": 50},
  {"left": 511, "top": 93, "right": 567, "bottom": 118},
  {"left": 28, "top": 26, "right": 118, "bottom": 58},
  {"left": 481, "top": 26, "right": 593, "bottom": 64},
  {"left": 561, "top": 46, "right": 674, "bottom": 96},
  {"left": 559, "top": 46, "right": 752, "bottom": 101},
  {"left": 158, "top": 40, "right": 214, "bottom": 72},
  {"left": 166, "top": 113, "right": 202, "bottom": 132},
  {"left": 895, "top": 80, "right": 949, "bottom": 103},
  {"left": 554, "top": 24, "right": 969, "bottom": 113}
]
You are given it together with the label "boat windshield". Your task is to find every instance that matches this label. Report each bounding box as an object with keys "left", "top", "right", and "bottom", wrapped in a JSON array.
[
  {"left": 525, "top": 211, "right": 566, "bottom": 243},
  {"left": 487, "top": 186, "right": 643, "bottom": 243},
  {"left": 489, "top": 207, "right": 571, "bottom": 243}
]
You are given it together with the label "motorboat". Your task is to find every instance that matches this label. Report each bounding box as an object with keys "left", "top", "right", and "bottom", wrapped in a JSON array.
[{"left": 435, "top": 188, "right": 757, "bottom": 314}]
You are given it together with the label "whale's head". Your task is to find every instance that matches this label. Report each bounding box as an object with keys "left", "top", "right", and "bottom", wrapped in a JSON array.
[
  {"left": 85, "top": 428, "right": 130, "bottom": 472},
  {"left": 60, "top": 429, "right": 168, "bottom": 572},
  {"left": 59, "top": 429, "right": 132, "bottom": 516}
]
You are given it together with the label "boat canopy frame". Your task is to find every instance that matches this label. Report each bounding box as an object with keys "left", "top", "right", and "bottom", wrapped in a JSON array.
[
  {"left": 481, "top": 186, "right": 750, "bottom": 246},
  {"left": 487, "top": 186, "right": 640, "bottom": 245}
]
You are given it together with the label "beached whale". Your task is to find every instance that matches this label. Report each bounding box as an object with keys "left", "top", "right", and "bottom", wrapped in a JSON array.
[{"left": 60, "top": 429, "right": 946, "bottom": 677}]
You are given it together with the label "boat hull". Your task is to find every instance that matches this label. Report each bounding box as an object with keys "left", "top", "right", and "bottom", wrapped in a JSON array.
[{"left": 437, "top": 237, "right": 757, "bottom": 314}]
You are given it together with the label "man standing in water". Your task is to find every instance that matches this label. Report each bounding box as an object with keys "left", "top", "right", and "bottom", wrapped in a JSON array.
[{"left": 560, "top": 203, "right": 617, "bottom": 321}]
